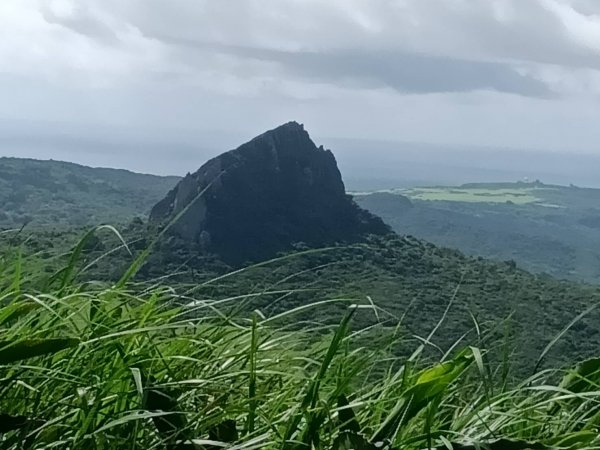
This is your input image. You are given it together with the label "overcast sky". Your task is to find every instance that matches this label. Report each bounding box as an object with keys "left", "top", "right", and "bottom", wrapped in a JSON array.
[{"left": 1, "top": 0, "right": 600, "bottom": 175}]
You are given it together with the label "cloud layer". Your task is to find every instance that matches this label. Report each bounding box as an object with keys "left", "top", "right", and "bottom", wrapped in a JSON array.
[{"left": 1, "top": 0, "right": 600, "bottom": 173}]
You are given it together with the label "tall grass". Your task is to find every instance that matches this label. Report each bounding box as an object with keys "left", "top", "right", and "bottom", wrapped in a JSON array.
[{"left": 1, "top": 230, "right": 600, "bottom": 449}]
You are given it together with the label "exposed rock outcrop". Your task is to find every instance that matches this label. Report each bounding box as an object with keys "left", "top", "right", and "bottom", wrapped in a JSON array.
[{"left": 150, "top": 122, "right": 390, "bottom": 265}]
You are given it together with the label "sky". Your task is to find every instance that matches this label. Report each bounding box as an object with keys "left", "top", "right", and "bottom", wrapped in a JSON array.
[{"left": 1, "top": 0, "right": 600, "bottom": 179}]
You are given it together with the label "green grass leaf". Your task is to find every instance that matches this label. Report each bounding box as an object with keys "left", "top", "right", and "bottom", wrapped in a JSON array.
[{"left": 0, "top": 338, "right": 79, "bottom": 364}]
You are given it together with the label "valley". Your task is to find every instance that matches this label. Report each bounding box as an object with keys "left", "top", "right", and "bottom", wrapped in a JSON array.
[{"left": 356, "top": 182, "right": 600, "bottom": 283}]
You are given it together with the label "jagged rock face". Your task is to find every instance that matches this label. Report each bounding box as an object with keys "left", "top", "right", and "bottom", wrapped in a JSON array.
[{"left": 150, "top": 122, "right": 390, "bottom": 265}]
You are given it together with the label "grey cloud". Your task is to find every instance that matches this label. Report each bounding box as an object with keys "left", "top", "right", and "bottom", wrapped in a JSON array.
[
  {"left": 4, "top": 0, "right": 600, "bottom": 173},
  {"left": 38, "top": 0, "right": 600, "bottom": 94},
  {"left": 117, "top": 0, "right": 600, "bottom": 70},
  {"left": 41, "top": 4, "right": 120, "bottom": 44},
  {"left": 159, "top": 37, "right": 553, "bottom": 97},
  {"left": 253, "top": 48, "right": 552, "bottom": 97}
]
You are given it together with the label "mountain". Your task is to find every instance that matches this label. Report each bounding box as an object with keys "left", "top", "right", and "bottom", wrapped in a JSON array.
[
  {"left": 0, "top": 157, "right": 180, "bottom": 228},
  {"left": 149, "top": 122, "right": 390, "bottom": 264}
]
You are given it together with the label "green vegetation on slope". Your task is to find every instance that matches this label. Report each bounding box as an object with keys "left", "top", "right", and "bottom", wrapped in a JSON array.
[
  {"left": 0, "top": 157, "right": 180, "bottom": 228},
  {"left": 5, "top": 224, "right": 600, "bottom": 374},
  {"left": 1, "top": 234, "right": 600, "bottom": 449},
  {"left": 355, "top": 182, "right": 600, "bottom": 283}
]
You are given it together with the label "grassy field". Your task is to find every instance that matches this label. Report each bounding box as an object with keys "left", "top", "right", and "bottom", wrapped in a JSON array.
[
  {"left": 2, "top": 232, "right": 600, "bottom": 449},
  {"left": 403, "top": 187, "right": 542, "bottom": 204}
]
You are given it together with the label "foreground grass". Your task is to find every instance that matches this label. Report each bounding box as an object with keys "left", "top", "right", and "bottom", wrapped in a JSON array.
[
  {"left": 3, "top": 283, "right": 600, "bottom": 449},
  {"left": 1, "top": 235, "right": 600, "bottom": 449}
]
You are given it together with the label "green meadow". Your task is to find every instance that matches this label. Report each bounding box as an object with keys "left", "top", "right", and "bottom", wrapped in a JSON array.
[{"left": 403, "top": 187, "right": 542, "bottom": 204}]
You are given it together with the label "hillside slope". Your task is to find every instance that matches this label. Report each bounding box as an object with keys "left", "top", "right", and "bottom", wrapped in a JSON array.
[
  {"left": 8, "top": 218, "right": 600, "bottom": 374},
  {"left": 355, "top": 184, "right": 600, "bottom": 283},
  {"left": 133, "top": 231, "right": 599, "bottom": 373},
  {"left": 0, "top": 157, "right": 180, "bottom": 228}
]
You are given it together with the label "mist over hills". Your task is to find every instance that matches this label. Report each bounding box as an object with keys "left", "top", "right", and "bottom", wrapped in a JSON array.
[
  {"left": 326, "top": 138, "right": 600, "bottom": 191},
  {"left": 3, "top": 119, "right": 599, "bottom": 190}
]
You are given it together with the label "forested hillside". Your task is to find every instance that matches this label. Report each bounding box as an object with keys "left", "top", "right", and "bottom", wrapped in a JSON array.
[
  {"left": 0, "top": 157, "right": 180, "bottom": 228},
  {"left": 356, "top": 183, "right": 600, "bottom": 283},
  {"left": 4, "top": 237, "right": 600, "bottom": 449},
  {"left": 6, "top": 223, "right": 600, "bottom": 374}
]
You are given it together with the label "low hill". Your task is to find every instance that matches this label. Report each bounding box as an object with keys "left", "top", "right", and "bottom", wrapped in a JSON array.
[
  {"left": 0, "top": 157, "right": 180, "bottom": 228},
  {"left": 355, "top": 183, "right": 600, "bottom": 283}
]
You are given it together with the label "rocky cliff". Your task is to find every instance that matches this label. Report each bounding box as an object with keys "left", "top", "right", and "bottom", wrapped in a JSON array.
[{"left": 150, "top": 122, "right": 390, "bottom": 264}]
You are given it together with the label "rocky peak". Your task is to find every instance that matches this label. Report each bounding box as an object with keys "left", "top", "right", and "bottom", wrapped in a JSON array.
[{"left": 150, "top": 122, "right": 390, "bottom": 265}]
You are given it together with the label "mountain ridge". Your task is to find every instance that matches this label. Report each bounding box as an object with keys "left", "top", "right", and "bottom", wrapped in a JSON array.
[
  {"left": 0, "top": 157, "right": 180, "bottom": 228},
  {"left": 0, "top": 156, "right": 182, "bottom": 178}
]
